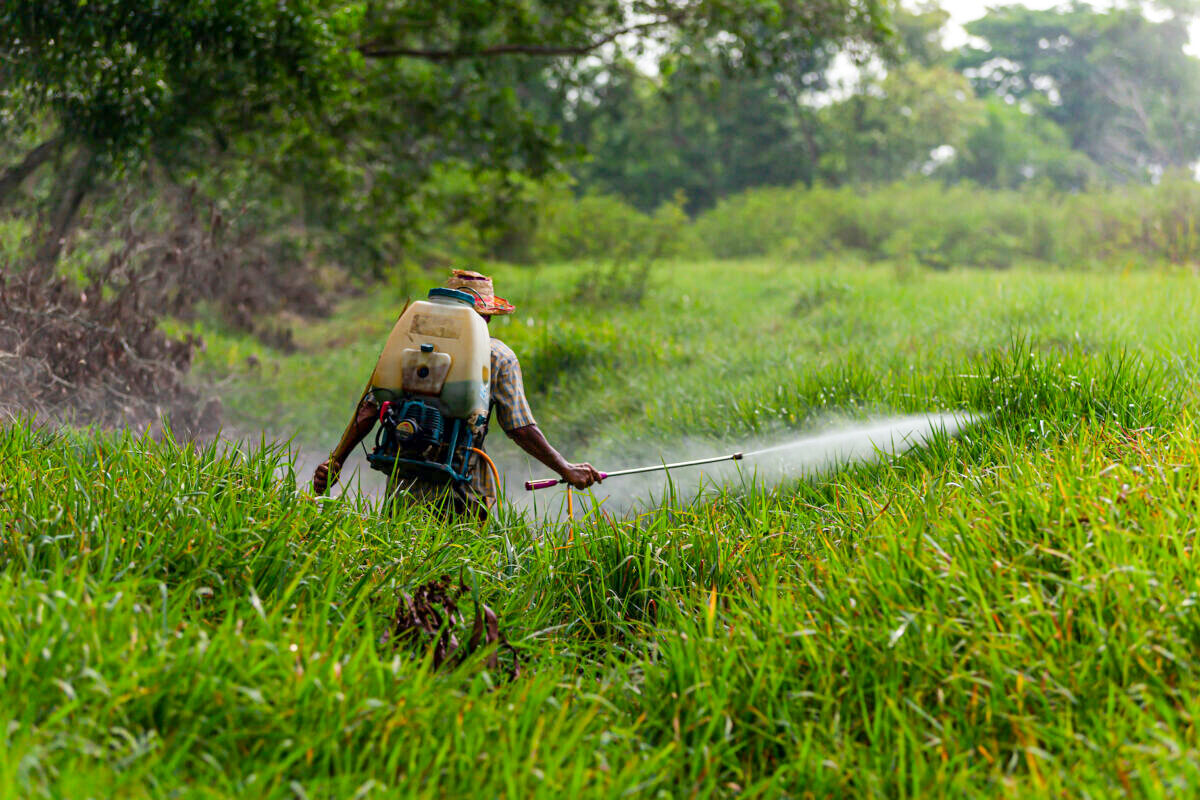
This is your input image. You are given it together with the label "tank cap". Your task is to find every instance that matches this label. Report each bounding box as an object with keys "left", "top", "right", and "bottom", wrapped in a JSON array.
[
  {"left": 427, "top": 287, "right": 476, "bottom": 306},
  {"left": 420, "top": 343, "right": 434, "bottom": 353}
]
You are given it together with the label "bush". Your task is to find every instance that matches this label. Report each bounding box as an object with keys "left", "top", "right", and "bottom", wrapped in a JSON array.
[
  {"left": 523, "top": 189, "right": 694, "bottom": 265},
  {"left": 689, "top": 176, "right": 1200, "bottom": 270},
  {"left": 507, "top": 175, "right": 1200, "bottom": 272}
]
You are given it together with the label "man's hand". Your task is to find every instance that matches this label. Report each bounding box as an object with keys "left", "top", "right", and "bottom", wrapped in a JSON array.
[
  {"left": 560, "top": 462, "right": 602, "bottom": 490},
  {"left": 507, "top": 424, "right": 600, "bottom": 490},
  {"left": 312, "top": 458, "right": 340, "bottom": 495},
  {"left": 315, "top": 394, "right": 379, "bottom": 496}
]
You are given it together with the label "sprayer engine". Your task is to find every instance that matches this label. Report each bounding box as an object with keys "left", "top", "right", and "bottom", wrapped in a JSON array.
[
  {"left": 376, "top": 399, "right": 445, "bottom": 457},
  {"left": 367, "top": 396, "right": 482, "bottom": 485}
]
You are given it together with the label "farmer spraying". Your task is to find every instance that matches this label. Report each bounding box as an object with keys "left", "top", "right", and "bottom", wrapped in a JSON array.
[{"left": 312, "top": 269, "right": 601, "bottom": 518}]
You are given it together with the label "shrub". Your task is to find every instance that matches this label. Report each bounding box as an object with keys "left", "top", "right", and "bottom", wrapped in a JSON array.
[
  {"left": 525, "top": 189, "right": 693, "bottom": 265},
  {"left": 512, "top": 176, "right": 1200, "bottom": 272},
  {"left": 689, "top": 176, "right": 1200, "bottom": 270}
]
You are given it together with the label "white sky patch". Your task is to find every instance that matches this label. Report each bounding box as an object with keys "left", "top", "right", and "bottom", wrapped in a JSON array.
[{"left": 924, "top": 144, "right": 958, "bottom": 174}]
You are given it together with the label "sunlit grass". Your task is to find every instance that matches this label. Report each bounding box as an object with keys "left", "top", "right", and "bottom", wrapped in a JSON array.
[
  {"left": 195, "top": 260, "right": 1199, "bottom": 450},
  {"left": 4, "top": 259, "right": 1200, "bottom": 796}
]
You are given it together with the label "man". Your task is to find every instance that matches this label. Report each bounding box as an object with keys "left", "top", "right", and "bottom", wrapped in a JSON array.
[{"left": 312, "top": 269, "right": 601, "bottom": 517}]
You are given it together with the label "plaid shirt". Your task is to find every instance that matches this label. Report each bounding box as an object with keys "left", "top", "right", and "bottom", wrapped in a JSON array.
[{"left": 489, "top": 338, "right": 535, "bottom": 431}]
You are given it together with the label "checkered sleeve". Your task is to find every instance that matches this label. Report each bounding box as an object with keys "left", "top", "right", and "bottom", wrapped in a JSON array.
[{"left": 490, "top": 339, "right": 536, "bottom": 431}]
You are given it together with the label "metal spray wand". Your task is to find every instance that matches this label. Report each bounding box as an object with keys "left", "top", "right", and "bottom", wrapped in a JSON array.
[{"left": 525, "top": 452, "right": 744, "bottom": 491}]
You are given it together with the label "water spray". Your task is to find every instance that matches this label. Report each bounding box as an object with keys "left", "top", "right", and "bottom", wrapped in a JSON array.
[
  {"left": 524, "top": 451, "right": 745, "bottom": 491},
  {"left": 524, "top": 414, "right": 977, "bottom": 497}
]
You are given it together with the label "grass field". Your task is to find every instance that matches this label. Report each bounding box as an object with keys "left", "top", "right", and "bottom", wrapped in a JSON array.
[{"left": 5, "top": 258, "right": 1200, "bottom": 796}]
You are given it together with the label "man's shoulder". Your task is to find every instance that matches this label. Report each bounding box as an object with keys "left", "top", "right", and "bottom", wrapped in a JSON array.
[{"left": 490, "top": 337, "right": 518, "bottom": 362}]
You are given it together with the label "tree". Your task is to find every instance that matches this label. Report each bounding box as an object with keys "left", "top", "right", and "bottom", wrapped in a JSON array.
[
  {"left": 944, "top": 98, "right": 1097, "bottom": 190},
  {"left": 0, "top": 0, "right": 339, "bottom": 265},
  {"left": 0, "top": 0, "right": 893, "bottom": 271},
  {"left": 538, "top": 1, "right": 978, "bottom": 208},
  {"left": 889, "top": 1, "right": 953, "bottom": 67},
  {"left": 816, "top": 64, "right": 983, "bottom": 185},
  {"left": 958, "top": 2, "right": 1200, "bottom": 179},
  {"left": 553, "top": 56, "right": 830, "bottom": 212}
]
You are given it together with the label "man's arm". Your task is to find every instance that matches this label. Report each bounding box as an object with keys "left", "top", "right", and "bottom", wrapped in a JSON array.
[
  {"left": 489, "top": 340, "right": 599, "bottom": 490},
  {"left": 507, "top": 424, "right": 602, "bottom": 490},
  {"left": 312, "top": 395, "right": 379, "bottom": 494}
]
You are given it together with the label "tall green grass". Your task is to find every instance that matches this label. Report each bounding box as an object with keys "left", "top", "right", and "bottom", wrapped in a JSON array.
[
  {"left": 193, "top": 261, "right": 1199, "bottom": 453},
  {"left": 3, "top": 347, "right": 1196, "bottom": 796},
  {"left": 5, "top": 259, "right": 1200, "bottom": 796}
]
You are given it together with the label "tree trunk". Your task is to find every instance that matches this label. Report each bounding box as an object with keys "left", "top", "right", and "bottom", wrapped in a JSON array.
[
  {"left": 0, "top": 137, "right": 63, "bottom": 207},
  {"left": 798, "top": 111, "right": 821, "bottom": 181},
  {"left": 34, "top": 145, "right": 94, "bottom": 274}
]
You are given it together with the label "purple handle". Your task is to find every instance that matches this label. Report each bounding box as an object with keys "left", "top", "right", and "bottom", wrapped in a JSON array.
[{"left": 525, "top": 473, "right": 609, "bottom": 492}]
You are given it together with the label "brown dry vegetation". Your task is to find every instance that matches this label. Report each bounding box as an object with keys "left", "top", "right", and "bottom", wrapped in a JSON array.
[{"left": 0, "top": 188, "right": 331, "bottom": 435}]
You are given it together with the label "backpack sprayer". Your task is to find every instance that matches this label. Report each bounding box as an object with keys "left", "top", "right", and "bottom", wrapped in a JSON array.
[
  {"left": 359, "top": 287, "right": 497, "bottom": 488},
  {"left": 524, "top": 452, "right": 744, "bottom": 492}
]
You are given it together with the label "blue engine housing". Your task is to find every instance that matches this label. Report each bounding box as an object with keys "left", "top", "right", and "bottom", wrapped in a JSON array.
[{"left": 368, "top": 397, "right": 480, "bottom": 485}]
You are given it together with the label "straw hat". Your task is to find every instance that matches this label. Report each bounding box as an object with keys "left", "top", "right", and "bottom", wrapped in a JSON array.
[{"left": 445, "top": 269, "right": 515, "bottom": 316}]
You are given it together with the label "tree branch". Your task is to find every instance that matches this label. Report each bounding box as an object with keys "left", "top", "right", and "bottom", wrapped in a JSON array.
[
  {"left": 0, "top": 136, "right": 63, "bottom": 207},
  {"left": 359, "top": 17, "right": 674, "bottom": 61}
]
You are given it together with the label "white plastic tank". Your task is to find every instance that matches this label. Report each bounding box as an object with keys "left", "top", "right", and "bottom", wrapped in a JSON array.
[{"left": 370, "top": 288, "right": 491, "bottom": 422}]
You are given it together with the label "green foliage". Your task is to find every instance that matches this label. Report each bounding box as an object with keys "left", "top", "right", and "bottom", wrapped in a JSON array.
[
  {"left": 0, "top": 0, "right": 894, "bottom": 276},
  {"left": 548, "top": 4, "right": 958, "bottom": 213},
  {"left": 959, "top": 3, "right": 1200, "bottom": 177},
  {"left": 816, "top": 64, "right": 983, "bottom": 185},
  {"left": 942, "top": 99, "right": 1098, "bottom": 190},
  {"left": 557, "top": 59, "right": 827, "bottom": 213},
  {"left": 690, "top": 176, "right": 1200, "bottom": 269},
  {"left": 9, "top": 1, "right": 1200, "bottom": 285},
  {"left": 491, "top": 189, "right": 690, "bottom": 307},
  {"left": 566, "top": 199, "right": 689, "bottom": 307},
  {"left": 523, "top": 189, "right": 692, "bottom": 265},
  {"left": 889, "top": 1, "right": 953, "bottom": 67},
  {"left": 543, "top": 3, "right": 1200, "bottom": 214},
  {"left": 547, "top": 3, "right": 1110, "bottom": 210},
  {"left": 0, "top": 0, "right": 339, "bottom": 159}
]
